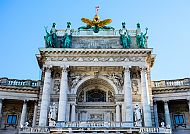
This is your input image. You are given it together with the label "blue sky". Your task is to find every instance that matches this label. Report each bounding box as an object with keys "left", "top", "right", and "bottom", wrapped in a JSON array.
[{"left": 0, "top": 0, "right": 190, "bottom": 80}]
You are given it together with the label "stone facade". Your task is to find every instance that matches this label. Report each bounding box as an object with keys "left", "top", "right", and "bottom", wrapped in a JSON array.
[{"left": 0, "top": 23, "right": 189, "bottom": 134}]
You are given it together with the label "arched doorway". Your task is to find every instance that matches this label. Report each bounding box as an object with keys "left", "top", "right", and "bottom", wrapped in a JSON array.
[{"left": 76, "top": 78, "right": 116, "bottom": 122}]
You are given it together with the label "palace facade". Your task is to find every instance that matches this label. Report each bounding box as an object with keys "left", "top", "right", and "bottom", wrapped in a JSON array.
[{"left": 0, "top": 13, "right": 190, "bottom": 134}]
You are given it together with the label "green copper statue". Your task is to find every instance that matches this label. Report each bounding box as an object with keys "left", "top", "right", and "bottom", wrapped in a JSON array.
[
  {"left": 136, "top": 27, "right": 148, "bottom": 48},
  {"left": 119, "top": 22, "right": 131, "bottom": 48},
  {"left": 62, "top": 33, "right": 72, "bottom": 48},
  {"left": 44, "top": 23, "right": 58, "bottom": 48}
]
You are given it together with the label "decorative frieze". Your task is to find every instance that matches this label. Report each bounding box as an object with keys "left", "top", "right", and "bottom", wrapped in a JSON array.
[{"left": 47, "top": 56, "right": 145, "bottom": 62}]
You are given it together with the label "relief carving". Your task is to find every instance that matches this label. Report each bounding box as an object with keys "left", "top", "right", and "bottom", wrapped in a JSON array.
[
  {"left": 132, "top": 80, "right": 139, "bottom": 95},
  {"left": 53, "top": 80, "right": 60, "bottom": 93},
  {"left": 70, "top": 73, "right": 87, "bottom": 88},
  {"left": 103, "top": 73, "right": 124, "bottom": 91},
  {"left": 49, "top": 56, "right": 145, "bottom": 62}
]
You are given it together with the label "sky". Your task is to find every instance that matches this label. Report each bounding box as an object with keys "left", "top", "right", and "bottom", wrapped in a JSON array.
[{"left": 0, "top": 0, "right": 190, "bottom": 81}]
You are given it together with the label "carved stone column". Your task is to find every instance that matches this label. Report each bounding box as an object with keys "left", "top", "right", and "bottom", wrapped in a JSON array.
[
  {"left": 39, "top": 66, "right": 52, "bottom": 126},
  {"left": 20, "top": 100, "right": 27, "bottom": 126},
  {"left": 140, "top": 67, "right": 152, "bottom": 127},
  {"left": 32, "top": 101, "right": 38, "bottom": 127},
  {"left": 116, "top": 103, "right": 120, "bottom": 122},
  {"left": 153, "top": 101, "right": 159, "bottom": 127},
  {"left": 58, "top": 66, "right": 69, "bottom": 121},
  {"left": 164, "top": 101, "right": 171, "bottom": 127},
  {"left": 123, "top": 66, "right": 133, "bottom": 127},
  {"left": 71, "top": 103, "right": 76, "bottom": 122}
]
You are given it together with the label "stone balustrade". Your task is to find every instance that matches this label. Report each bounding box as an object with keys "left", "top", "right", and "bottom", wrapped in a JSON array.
[
  {"left": 56, "top": 29, "right": 137, "bottom": 36},
  {"left": 152, "top": 78, "right": 190, "bottom": 88},
  {"left": 0, "top": 77, "right": 40, "bottom": 88},
  {"left": 56, "top": 121, "right": 133, "bottom": 128}
]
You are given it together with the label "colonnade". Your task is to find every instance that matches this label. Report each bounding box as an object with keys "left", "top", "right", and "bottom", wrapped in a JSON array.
[
  {"left": 153, "top": 100, "right": 189, "bottom": 128},
  {"left": 38, "top": 65, "right": 153, "bottom": 127},
  {"left": 0, "top": 99, "right": 38, "bottom": 127}
]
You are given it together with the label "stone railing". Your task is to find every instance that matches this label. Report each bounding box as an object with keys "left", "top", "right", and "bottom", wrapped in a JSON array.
[
  {"left": 0, "top": 77, "right": 40, "bottom": 88},
  {"left": 152, "top": 78, "right": 190, "bottom": 88},
  {"left": 56, "top": 29, "right": 137, "bottom": 36}
]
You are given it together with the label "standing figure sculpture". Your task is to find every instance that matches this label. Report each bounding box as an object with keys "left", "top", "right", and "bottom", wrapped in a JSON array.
[
  {"left": 119, "top": 22, "right": 131, "bottom": 48},
  {"left": 62, "top": 33, "right": 72, "bottom": 48},
  {"left": 136, "top": 27, "right": 148, "bottom": 48},
  {"left": 44, "top": 23, "right": 58, "bottom": 48},
  {"left": 134, "top": 104, "right": 142, "bottom": 127},
  {"left": 49, "top": 103, "right": 57, "bottom": 121}
]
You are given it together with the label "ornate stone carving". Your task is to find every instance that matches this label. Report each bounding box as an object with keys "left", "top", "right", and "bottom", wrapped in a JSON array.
[
  {"left": 53, "top": 80, "right": 60, "bottom": 93},
  {"left": 48, "top": 103, "right": 58, "bottom": 127},
  {"left": 69, "top": 73, "right": 87, "bottom": 88},
  {"left": 78, "top": 91, "right": 84, "bottom": 102},
  {"left": 132, "top": 80, "right": 139, "bottom": 95},
  {"left": 103, "top": 73, "right": 123, "bottom": 91},
  {"left": 134, "top": 104, "right": 142, "bottom": 127},
  {"left": 48, "top": 56, "right": 145, "bottom": 62}
]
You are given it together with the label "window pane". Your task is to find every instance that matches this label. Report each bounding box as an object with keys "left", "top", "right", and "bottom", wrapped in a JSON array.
[
  {"left": 7, "top": 115, "right": 13, "bottom": 124},
  {"left": 12, "top": 115, "right": 17, "bottom": 124},
  {"left": 179, "top": 115, "right": 184, "bottom": 124},
  {"left": 175, "top": 116, "right": 179, "bottom": 124},
  {"left": 86, "top": 89, "right": 106, "bottom": 102}
]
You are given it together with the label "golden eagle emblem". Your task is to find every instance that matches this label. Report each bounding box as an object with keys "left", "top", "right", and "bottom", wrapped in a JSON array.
[{"left": 79, "top": 6, "right": 113, "bottom": 33}]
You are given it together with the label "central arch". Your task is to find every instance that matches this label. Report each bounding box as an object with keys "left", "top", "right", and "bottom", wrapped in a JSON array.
[{"left": 74, "top": 76, "right": 118, "bottom": 122}]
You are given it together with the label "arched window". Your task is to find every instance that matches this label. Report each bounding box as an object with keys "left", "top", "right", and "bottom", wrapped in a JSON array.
[{"left": 86, "top": 89, "right": 106, "bottom": 102}]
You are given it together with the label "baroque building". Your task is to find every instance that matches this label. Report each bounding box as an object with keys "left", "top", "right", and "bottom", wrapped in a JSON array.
[{"left": 0, "top": 10, "right": 190, "bottom": 134}]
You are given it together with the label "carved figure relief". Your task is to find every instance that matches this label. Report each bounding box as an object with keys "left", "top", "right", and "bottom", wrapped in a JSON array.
[
  {"left": 134, "top": 104, "right": 142, "bottom": 127},
  {"left": 132, "top": 80, "right": 139, "bottom": 95},
  {"left": 53, "top": 80, "right": 60, "bottom": 93},
  {"left": 49, "top": 103, "right": 58, "bottom": 121},
  {"left": 103, "top": 73, "right": 123, "bottom": 91},
  {"left": 78, "top": 91, "right": 84, "bottom": 102},
  {"left": 70, "top": 73, "right": 87, "bottom": 88}
]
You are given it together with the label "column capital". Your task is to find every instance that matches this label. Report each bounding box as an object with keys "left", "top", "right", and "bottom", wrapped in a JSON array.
[
  {"left": 71, "top": 103, "right": 76, "bottom": 106},
  {"left": 60, "top": 65, "right": 69, "bottom": 72},
  {"left": 115, "top": 103, "right": 121, "bottom": 106},
  {"left": 140, "top": 66, "right": 148, "bottom": 73},
  {"left": 164, "top": 100, "right": 169, "bottom": 104},
  {"left": 23, "top": 100, "right": 28, "bottom": 104},
  {"left": 43, "top": 65, "right": 52, "bottom": 72},
  {"left": 123, "top": 66, "right": 131, "bottom": 72}
]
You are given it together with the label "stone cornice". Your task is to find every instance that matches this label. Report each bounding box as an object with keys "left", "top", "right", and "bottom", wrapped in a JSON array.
[
  {"left": 152, "top": 86, "right": 190, "bottom": 94},
  {"left": 36, "top": 48, "right": 154, "bottom": 68},
  {"left": 39, "top": 48, "right": 153, "bottom": 55},
  {"left": 0, "top": 85, "right": 39, "bottom": 94}
]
